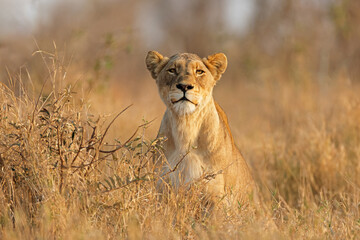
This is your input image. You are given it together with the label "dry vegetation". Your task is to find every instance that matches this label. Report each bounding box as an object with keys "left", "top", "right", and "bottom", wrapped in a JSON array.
[{"left": 1, "top": 1, "right": 360, "bottom": 239}]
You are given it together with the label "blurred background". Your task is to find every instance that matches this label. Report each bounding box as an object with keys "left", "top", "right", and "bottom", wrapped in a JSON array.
[{"left": 1, "top": 0, "right": 360, "bottom": 155}]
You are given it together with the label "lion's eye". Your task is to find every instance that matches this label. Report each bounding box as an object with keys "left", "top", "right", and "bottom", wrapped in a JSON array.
[
  {"left": 167, "top": 68, "right": 177, "bottom": 74},
  {"left": 196, "top": 69, "right": 205, "bottom": 75}
]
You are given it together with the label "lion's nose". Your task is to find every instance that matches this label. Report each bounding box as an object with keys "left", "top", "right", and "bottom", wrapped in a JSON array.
[{"left": 176, "top": 84, "right": 194, "bottom": 92}]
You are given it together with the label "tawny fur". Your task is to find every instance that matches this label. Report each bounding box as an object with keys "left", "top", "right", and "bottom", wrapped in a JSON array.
[{"left": 146, "top": 51, "right": 255, "bottom": 203}]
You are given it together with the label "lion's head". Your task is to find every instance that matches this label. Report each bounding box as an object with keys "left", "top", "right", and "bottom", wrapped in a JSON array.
[{"left": 146, "top": 51, "right": 227, "bottom": 115}]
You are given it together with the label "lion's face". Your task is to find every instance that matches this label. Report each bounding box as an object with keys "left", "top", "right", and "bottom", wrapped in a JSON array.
[
  {"left": 146, "top": 51, "right": 227, "bottom": 116},
  {"left": 157, "top": 54, "right": 214, "bottom": 115}
]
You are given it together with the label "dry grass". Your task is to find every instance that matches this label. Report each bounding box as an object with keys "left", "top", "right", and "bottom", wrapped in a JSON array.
[{"left": 0, "top": 46, "right": 360, "bottom": 240}]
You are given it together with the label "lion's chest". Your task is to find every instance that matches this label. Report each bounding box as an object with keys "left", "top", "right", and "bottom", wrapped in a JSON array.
[
  {"left": 162, "top": 119, "right": 209, "bottom": 186},
  {"left": 165, "top": 150, "right": 204, "bottom": 187}
]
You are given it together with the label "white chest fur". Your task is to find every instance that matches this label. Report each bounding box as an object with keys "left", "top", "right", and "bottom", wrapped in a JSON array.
[
  {"left": 164, "top": 112, "right": 205, "bottom": 187},
  {"left": 163, "top": 115, "right": 224, "bottom": 193}
]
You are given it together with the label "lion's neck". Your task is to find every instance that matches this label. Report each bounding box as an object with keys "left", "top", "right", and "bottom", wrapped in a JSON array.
[{"left": 169, "top": 99, "right": 219, "bottom": 152}]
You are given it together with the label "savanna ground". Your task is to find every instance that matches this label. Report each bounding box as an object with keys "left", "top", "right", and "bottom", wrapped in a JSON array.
[{"left": 1, "top": 1, "right": 360, "bottom": 239}]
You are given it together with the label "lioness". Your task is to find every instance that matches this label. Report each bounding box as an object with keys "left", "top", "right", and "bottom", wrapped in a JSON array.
[{"left": 146, "top": 51, "right": 255, "bottom": 203}]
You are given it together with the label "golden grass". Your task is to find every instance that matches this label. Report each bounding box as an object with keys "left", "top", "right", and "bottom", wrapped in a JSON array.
[{"left": 0, "top": 49, "right": 359, "bottom": 240}]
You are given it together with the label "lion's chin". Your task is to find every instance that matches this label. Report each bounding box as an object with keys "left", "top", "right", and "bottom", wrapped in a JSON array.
[{"left": 172, "top": 100, "right": 196, "bottom": 115}]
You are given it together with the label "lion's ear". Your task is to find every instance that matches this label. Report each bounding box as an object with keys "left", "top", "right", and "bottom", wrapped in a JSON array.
[
  {"left": 145, "top": 51, "right": 169, "bottom": 79},
  {"left": 202, "top": 53, "right": 227, "bottom": 81}
]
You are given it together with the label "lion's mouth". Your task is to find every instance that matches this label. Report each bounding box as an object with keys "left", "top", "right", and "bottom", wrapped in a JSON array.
[{"left": 172, "top": 96, "right": 196, "bottom": 105}]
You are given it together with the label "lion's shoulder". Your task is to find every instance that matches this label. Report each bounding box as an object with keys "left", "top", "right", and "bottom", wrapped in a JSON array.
[{"left": 214, "top": 101, "right": 235, "bottom": 145}]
